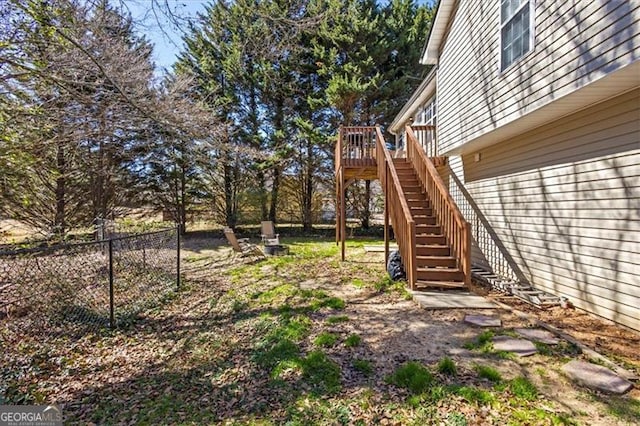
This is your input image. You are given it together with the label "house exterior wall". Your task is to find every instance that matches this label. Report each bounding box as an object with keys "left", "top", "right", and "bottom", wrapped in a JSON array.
[
  {"left": 437, "top": 0, "right": 640, "bottom": 154},
  {"left": 451, "top": 89, "right": 640, "bottom": 330}
]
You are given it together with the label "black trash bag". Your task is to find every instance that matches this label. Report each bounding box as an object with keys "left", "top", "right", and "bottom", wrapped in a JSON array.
[{"left": 387, "top": 250, "right": 406, "bottom": 281}]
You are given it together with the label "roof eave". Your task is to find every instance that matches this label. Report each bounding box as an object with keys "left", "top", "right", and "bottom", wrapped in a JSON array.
[{"left": 420, "top": 0, "right": 456, "bottom": 65}]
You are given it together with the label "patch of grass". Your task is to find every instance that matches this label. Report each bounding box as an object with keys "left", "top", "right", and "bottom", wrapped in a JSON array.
[
  {"left": 232, "top": 300, "right": 246, "bottom": 312},
  {"left": 352, "top": 359, "right": 374, "bottom": 376},
  {"left": 286, "top": 394, "right": 350, "bottom": 425},
  {"left": 453, "top": 385, "right": 496, "bottom": 405},
  {"left": 255, "top": 283, "right": 299, "bottom": 304},
  {"left": 374, "top": 274, "right": 394, "bottom": 292},
  {"left": 326, "top": 315, "right": 349, "bottom": 324},
  {"left": 509, "top": 376, "right": 538, "bottom": 401},
  {"left": 446, "top": 412, "right": 468, "bottom": 426},
  {"left": 344, "top": 334, "right": 361, "bottom": 347},
  {"left": 351, "top": 278, "right": 366, "bottom": 288},
  {"left": 509, "top": 408, "right": 577, "bottom": 425},
  {"left": 534, "top": 342, "right": 553, "bottom": 356},
  {"left": 463, "top": 330, "right": 494, "bottom": 351},
  {"left": 407, "top": 385, "right": 452, "bottom": 407},
  {"left": 475, "top": 364, "right": 502, "bottom": 383},
  {"left": 495, "top": 350, "right": 517, "bottom": 360},
  {"left": 374, "top": 275, "right": 411, "bottom": 299},
  {"left": 300, "top": 351, "right": 342, "bottom": 395},
  {"left": 271, "top": 358, "right": 302, "bottom": 380},
  {"left": 387, "top": 362, "right": 434, "bottom": 394},
  {"left": 311, "top": 296, "right": 346, "bottom": 311},
  {"left": 437, "top": 357, "right": 457, "bottom": 376},
  {"left": 253, "top": 339, "right": 300, "bottom": 370},
  {"left": 605, "top": 395, "right": 640, "bottom": 423},
  {"left": 314, "top": 332, "right": 339, "bottom": 347}
]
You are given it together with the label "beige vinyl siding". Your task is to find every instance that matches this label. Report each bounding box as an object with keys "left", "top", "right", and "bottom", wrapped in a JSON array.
[
  {"left": 453, "top": 89, "right": 640, "bottom": 330},
  {"left": 437, "top": 0, "right": 640, "bottom": 154}
]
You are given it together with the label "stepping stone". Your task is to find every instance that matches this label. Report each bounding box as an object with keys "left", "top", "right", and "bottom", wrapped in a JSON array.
[
  {"left": 492, "top": 336, "right": 537, "bottom": 357},
  {"left": 464, "top": 314, "right": 502, "bottom": 327},
  {"left": 514, "top": 328, "right": 560, "bottom": 345},
  {"left": 562, "top": 360, "right": 633, "bottom": 394}
]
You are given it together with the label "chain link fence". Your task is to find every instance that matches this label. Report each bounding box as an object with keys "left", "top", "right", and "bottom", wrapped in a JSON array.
[{"left": 0, "top": 228, "right": 179, "bottom": 335}]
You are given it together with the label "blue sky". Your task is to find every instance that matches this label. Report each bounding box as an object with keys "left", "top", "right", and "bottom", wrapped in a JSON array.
[
  {"left": 124, "top": 0, "right": 435, "bottom": 74},
  {"left": 124, "top": 0, "right": 209, "bottom": 74}
]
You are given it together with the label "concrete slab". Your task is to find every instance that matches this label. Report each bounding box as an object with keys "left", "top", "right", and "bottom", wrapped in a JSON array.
[
  {"left": 562, "top": 360, "right": 634, "bottom": 394},
  {"left": 492, "top": 336, "right": 537, "bottom": 357},
  {"left": 515, "top": 328, "right": 560, "bottom": 345},
  {"left": 464, "top": 314, "right": 502, "bottom": 327},
  {"left": 364, "top": 245, "right": 398, "bottom": 253},
  {"left": 413, "top": 291, "right": 498, "bottom": 309}
]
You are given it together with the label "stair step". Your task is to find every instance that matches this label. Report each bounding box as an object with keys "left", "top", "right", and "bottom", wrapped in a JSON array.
[
  {"left": 402, "top": 185, "right": 423, "bottom": 193},
  {"left": 415, "top": 225, "right": 441, "bottom": 235},
  {"left": 410, "top": 206, "right": 433, "bottom": 214},
  {"left": 413, "top": 215, "right": 437, "bottom": 225},
  {"left": 416, "top": 255, "right": 457, "bottom": 268},
  {"left": 417, "top": 268, "right": 464, "bottom": 281},
  {"left": 416, "top": 244, "right": 450, "bottom": 256},
  {"left": 407, "top": 199, "right": 428, "bottom": 208},
  {"left": 414, "top": 280, "right": 466, "bottom": 289},
  {"left": 415, "top": 234, "right": 446, "bottom": 245}
]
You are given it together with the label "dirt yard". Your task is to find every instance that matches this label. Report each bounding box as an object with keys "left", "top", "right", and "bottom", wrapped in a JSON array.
[{"left": 1, "top": 234, "right": 638, "bottom": 424}]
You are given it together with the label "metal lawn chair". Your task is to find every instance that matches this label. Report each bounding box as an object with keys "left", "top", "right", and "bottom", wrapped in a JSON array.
[
  {"left": 224, "top": 227, "right": 264, "bottom": 260},
  {"left": 260, "top": 221, "right": 280, "bottom": 245}
]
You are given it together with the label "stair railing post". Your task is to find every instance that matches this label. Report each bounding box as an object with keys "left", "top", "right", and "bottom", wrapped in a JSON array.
[{"left": 384, "top": 165, "right": 389, "bottom": 266}]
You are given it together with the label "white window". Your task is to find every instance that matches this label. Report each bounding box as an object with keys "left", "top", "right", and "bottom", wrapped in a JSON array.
[
  {"left": 501, "top": 0, "right": 533, "bottom": 71},
  {"left": 415, "top": 97, "right": 437, "bottom": 126}
]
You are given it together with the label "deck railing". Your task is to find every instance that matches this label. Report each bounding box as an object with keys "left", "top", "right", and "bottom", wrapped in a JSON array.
[
  {"left": 405, "top": 125, "right": 471, "bottom": 285},
  {"left": 376, "top": 127, "right": 416, "bottom": 286},
  {"left": 410, "top": 124, "right": 437, "bottom": 157},
  {"left": 339, "top": 126, "right": 377, "bottom": 166}
]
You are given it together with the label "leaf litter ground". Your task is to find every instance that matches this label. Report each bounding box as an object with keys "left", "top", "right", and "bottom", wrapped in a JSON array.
[{"left": 1, "top": 235, "right": 638, "bottom": 425}]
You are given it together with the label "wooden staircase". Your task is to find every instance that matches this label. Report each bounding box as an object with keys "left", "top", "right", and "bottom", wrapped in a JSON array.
[
  {"left": 393, "top": 158, "right": 465, "bottom": 289},
  {"left": 335, "top": 125, "right": 471, "bottom": 290}
]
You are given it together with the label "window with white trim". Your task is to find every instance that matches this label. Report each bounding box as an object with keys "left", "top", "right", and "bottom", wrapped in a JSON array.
[
  {"left": 415, "top": 97, "right": 437, "bottom": 126},
  {"left": 501, "top": 0, "right": 533, "bottom": 71}
]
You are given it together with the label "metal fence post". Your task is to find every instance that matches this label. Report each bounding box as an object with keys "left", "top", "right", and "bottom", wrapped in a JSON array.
[
  {"left": 108, "top": 239, "right": 115, "bottom": 329},
  {"left": 176, "top": 227, "right": 181, "bottom": 291}
]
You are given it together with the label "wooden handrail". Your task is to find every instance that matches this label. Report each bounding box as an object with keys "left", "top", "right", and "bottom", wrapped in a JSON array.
[
  {"left": 410, "top": 124, "right": 437, "bottom": 158},
  {"left": 375, "top": 127, "right": 416, "bottom": 287},
  {"left": 405, "top": 125, "right": 471, "bottom": 285}
]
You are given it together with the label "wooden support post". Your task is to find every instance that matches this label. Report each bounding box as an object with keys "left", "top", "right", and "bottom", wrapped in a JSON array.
[
  {"left": 335, "top": 178, "right": 340, "bottom": 245},
  {"left": 384, "top": 166, "right": 389, "bottom": 267},
  {"left": 341, "top": 169, "right": 346, "bottom": 261}
]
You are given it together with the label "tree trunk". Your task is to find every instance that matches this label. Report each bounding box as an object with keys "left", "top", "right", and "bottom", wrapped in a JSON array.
[
  {"left": 269, "top": 97, "right": 284, "bottom": 223},
  {"left": 224, "top": 159, "right": 236, "bottom": 228},
  {"left": 269, "top": 166, "right": 280, "bottom": 223},
  {"left": 302, "top": 139, "right": 313, "bottom": 232},
  {"left": 54, "top": 140, "right": 66, "bottom": 236}
]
